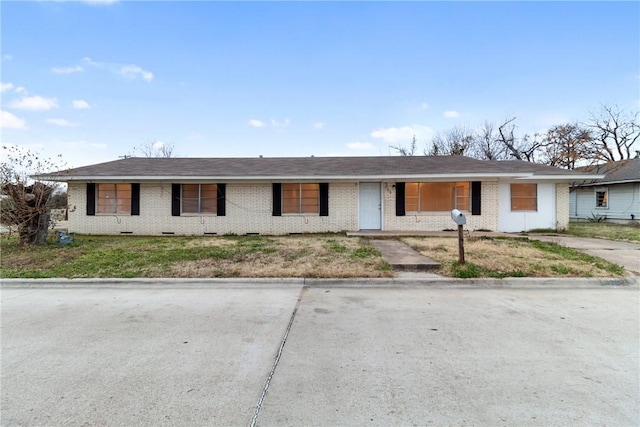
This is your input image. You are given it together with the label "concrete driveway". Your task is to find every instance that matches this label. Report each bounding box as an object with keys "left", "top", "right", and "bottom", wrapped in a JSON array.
[
  {"left": 2, "top": 282, "right": 638, "bottom": 426},
  {"left": 529, "top": 235, "right": 640, "bottom": 275}
]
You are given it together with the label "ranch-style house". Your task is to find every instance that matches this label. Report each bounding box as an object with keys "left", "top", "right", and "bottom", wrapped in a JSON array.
[{"left": 38, "top": 155, "right": 603, "bottom": 235}]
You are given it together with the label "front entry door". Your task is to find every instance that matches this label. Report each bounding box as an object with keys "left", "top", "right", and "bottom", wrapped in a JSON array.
[{"left": 359, "top": 182, "right": 381, "bottom": 230}]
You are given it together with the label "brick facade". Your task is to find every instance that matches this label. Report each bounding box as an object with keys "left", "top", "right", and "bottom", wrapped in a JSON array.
[
  {"left": 68, "top": 179, "right": 563, "bottom": 235},
  {"left": 555, "top": 183, "right": 570, "bottom": 231}
]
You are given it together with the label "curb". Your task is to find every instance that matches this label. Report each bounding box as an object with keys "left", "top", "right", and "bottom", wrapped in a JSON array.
[{"left": 1, "top": 276, "right": 637, "bottom": 289}]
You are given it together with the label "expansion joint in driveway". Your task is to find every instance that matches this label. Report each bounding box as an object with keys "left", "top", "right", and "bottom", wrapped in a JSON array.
[{"left": 249, "top": 285, "right": 308, "bottom": 427}]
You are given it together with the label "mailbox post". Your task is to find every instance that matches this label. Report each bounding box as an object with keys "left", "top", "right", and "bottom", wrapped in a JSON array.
[{"left": 451, "top": 209, "right": 466, "bottom": 265}]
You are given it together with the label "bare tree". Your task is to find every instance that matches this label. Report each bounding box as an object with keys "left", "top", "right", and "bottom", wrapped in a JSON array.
[
  {"left": 471, "top": 121, "right": 498, "bottom": 160},
  {"left": 540, "top": 123, "right": 595, "bottom": 169},
  {"left": 1, "top": 146, "right": 66, "bottom": 246},
  {"left": 587, "top": 105, "right": 640, "bottom": 162},
  {"left": 495, "top": 117, "right": 543, "bottom": 162},
  {"left": 426, "top": 126, "right": 475, "bottom": 156},
  {"left": 131, "top": 140, "right": 176, "bottom": 158},
  {"left": 390, "top": 135, "right": 418, "bottom": 156}
]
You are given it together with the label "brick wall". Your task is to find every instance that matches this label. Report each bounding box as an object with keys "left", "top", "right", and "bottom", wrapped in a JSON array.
[
  {"left": 381, "top": 181, "right": 499, "bottom": 232},
  {"left": 68, "top": 182, "right": 358, "bottom": 235},
  {"left": 555, "top": 183, "right": 570, "bottom": 230}
]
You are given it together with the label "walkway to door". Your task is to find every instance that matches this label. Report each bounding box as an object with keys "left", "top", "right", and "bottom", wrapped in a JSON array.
[{"left": 368, "top": 239, "right": 441, "bottom": 272}]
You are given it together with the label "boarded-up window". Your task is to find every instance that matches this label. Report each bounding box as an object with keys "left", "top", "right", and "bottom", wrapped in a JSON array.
[
  {"left": 511, "top": 183, "right": 537, "bottom": 211},
  {"left": 97, "top": 183, "right": 131, "bottom": 214},
  {"left": 405, "top": 182, "right": 470, "bottom": 212},
  {"left": 283, "top": 183, "right": 319, "bottom": 214},
  {"left": 595, "top": 189, "right": 608, "bottom": 208},
  {"left": 182, "top": 184, "right": 218, "bottom": 214}
]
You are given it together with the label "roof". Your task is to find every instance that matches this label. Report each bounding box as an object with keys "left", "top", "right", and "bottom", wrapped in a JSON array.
[
  {"left": 35, "top": 155, "right": 604, "bottom": 182},
  {"left": 573, "top": 158, "right": 640, "bottom": 186}
]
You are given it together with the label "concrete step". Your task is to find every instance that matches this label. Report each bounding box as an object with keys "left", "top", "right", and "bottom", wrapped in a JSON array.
[{"left": 369, "top": 239, "right": 441, "bottom": 271}]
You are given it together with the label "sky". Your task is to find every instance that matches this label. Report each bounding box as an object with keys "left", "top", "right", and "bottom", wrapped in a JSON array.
[{"left": 1, "top": 0, "right": 639, "bottom": 169}]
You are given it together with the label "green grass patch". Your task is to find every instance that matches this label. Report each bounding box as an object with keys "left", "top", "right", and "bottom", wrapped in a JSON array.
[
  {"left": 326, "top": 238, "right": 348, "bottom": 253},
  {"left": 351, "top": 246, "right": 380, "bottom": 259},
  {"left": 563, "top": 222, "right": 640, "bottom": 242}
]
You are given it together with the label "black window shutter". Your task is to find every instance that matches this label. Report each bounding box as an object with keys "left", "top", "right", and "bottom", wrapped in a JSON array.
[
  {"left": 171, "top": 184, "right": 181, "bottom": 216},
  {"left": 395, "top": 182, "right": 406, "bottom": 216},
  {"left": 131, "top": 183, "right": 140, "bottom": 216},
  {"left": 217, "top": 184, "right": 226, "bottom": 216},
  {"left": 471, "top": 181, "right": 481, "bottom": 216},
  {"left": 86, "top": 183, "right": 96, "bottom": 216},
  {"left": 319, "top": 183, "right": 329, "bottom": 216},
  {"left": 272, "top": 183, "right": 282, "bottom": 216}
]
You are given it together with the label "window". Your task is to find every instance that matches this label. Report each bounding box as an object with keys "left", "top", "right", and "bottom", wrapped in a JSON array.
[
  {"left": 595, "top": 188, "right": 608, "bottom": 208},
  {"left": 182, "top": 184, "right": 217, "bottom": 214},
  {"left": 405, "top": 182, "right": 470, "bottom": 212},
  {"left": 97, "top": 183, "right": 131, "bottom": 214},
  {"left": 282, "top": 183, "right": 319, "bottom": 214},
  {"left": 511, "top": 183, "right": 537, "bottom": 211}
]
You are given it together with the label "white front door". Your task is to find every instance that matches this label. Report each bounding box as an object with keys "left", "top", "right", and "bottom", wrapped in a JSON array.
[{"left": 359, "top": 182, "right": 382, "bottom": 230}]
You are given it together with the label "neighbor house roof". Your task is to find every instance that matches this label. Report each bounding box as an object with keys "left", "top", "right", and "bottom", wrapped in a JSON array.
[
  {"left": 35, "top": 155, "right": 604, "bottom": 182},
  {"left": 573, "top": 158, "right": 640, "bottom": 186}
]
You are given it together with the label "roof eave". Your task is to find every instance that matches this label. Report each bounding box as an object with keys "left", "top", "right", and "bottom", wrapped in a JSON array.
[
  {"left": 37, "top": 172, "right": 594, "bottom": 182},
  {"left": 574, "top": 178, "right": 640, "bottom": 187}
]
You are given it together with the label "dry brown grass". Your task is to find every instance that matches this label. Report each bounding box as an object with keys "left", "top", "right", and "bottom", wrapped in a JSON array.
[
  {"left": 170, "top": 235, "right": 393, "bottom": 278},
  {"left": 401, "top": 236, "right": 622, "bottom": 278}
]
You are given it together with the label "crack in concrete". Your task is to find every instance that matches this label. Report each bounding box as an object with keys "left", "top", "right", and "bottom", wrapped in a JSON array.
[{"left": 249, "top": 285, "right": 307, "bottom": 427}]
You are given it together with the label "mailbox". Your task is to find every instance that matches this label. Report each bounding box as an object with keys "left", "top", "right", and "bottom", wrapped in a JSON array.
[{"left": 451, "top": 209, "right": 466, "bottom": 225}]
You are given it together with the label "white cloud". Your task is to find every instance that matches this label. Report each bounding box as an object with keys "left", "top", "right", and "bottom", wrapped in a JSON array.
[
  {"left": 10, "top": 96, "right": 59, "bottom": 111},
  {"left": 443, "top": 110, "right": 460, "bottom": 118},
  {"left": 370, "top": 125, "right": 434, "bottom": 143},
  {"left": 1, "top": 110, "right": 27, "bottom": 129},
  {"left": 72, "top": 100, "right": 91, "bottom": 109},
  {"left": 15, "top": 86, "right": 26, "bottom": 93},
  {"left": 188, "top": 131, "right": 203, "bottom": 140},
  {"left": 52, "top": 65, "right": 83, "bottom": 74},
  {"left": 270, "top": 118, "right": 290, "bottom": 127},
  {"left": 313, "top": 122, "right": 326, "bottom": 129},
  {"left": 82, "top": 57, "right": 103, "bottom": 68},
  {"left": 152, "top": 140, "right": 166, "bottom": 150},
  {"left": 120, "top": 64, "right": 153, "bottom": 81},
  {"left": 249, "top": 119, "right": 265, "bottom": 128},
  {"left": 421, "top": 102, "right": 429, "bottom": 110},
  {"left": 346, "top": 142, "right": 375, "bottom": 150},
  {"left": 46, "top": 118, "right": 78, "bottom": 127},
  {"left": 0, "top": 82, "right": 14, "bottom": 93},
  {"left": 2, "top": 54, "right": 12, "bottom": 61}
]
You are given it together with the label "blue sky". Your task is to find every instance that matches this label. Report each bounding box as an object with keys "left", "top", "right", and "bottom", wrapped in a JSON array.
[{"left": 1, "top": 1, "right": 639, "bottom": 168}]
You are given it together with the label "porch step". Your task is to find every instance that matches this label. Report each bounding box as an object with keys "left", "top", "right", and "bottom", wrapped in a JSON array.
[{"left": 369, "top": 239, "right": 441, "bottom": 271}]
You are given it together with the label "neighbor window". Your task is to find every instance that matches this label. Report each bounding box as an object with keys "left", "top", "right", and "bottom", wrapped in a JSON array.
[
  {"left": 405, "top": 182, "right": 470, "bottom": 212},
  {"left": 511, "top": 183, "right": 537, "bottom": 211},
  {"left": 283, "top": 183, "right": 319, "bottom": 214},
  {"left": 595, "top": 188, "right": 608, "bottom": 208},
  {"left": 97, "top": 183, "right": 131, "bottom": 214},
  {"left": 182, "top": 184, "right": 218, "bottom": 214}
]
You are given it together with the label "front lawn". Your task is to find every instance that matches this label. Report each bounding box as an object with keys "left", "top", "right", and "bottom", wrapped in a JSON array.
[
  {"left": 562, "top": 222, "right": 640, "bottom": 242},
  {"left": 0, "top": 234, "right": 392, "bottom": 279},
  {"left": 401, "top": 236, "right": 625, "bottom": 278}
]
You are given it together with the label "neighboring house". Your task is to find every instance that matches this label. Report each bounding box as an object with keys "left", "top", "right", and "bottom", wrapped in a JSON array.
[
  {"left": 36, "top": 156, "right": 602, "bottom": 235},
  {"left": 570, "top": 158, "right": 640, "bottom": 223}
]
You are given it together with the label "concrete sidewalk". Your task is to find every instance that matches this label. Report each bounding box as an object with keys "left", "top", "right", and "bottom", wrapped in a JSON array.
[
  {"left": 529, "top": 234, "right": 640, "bottom": 275},
  {"left": 2, "top": 284, "right": 638, "bottom": 426},
  {"left": 369, "top": 239, "right": 440, "bottom": 272}
]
